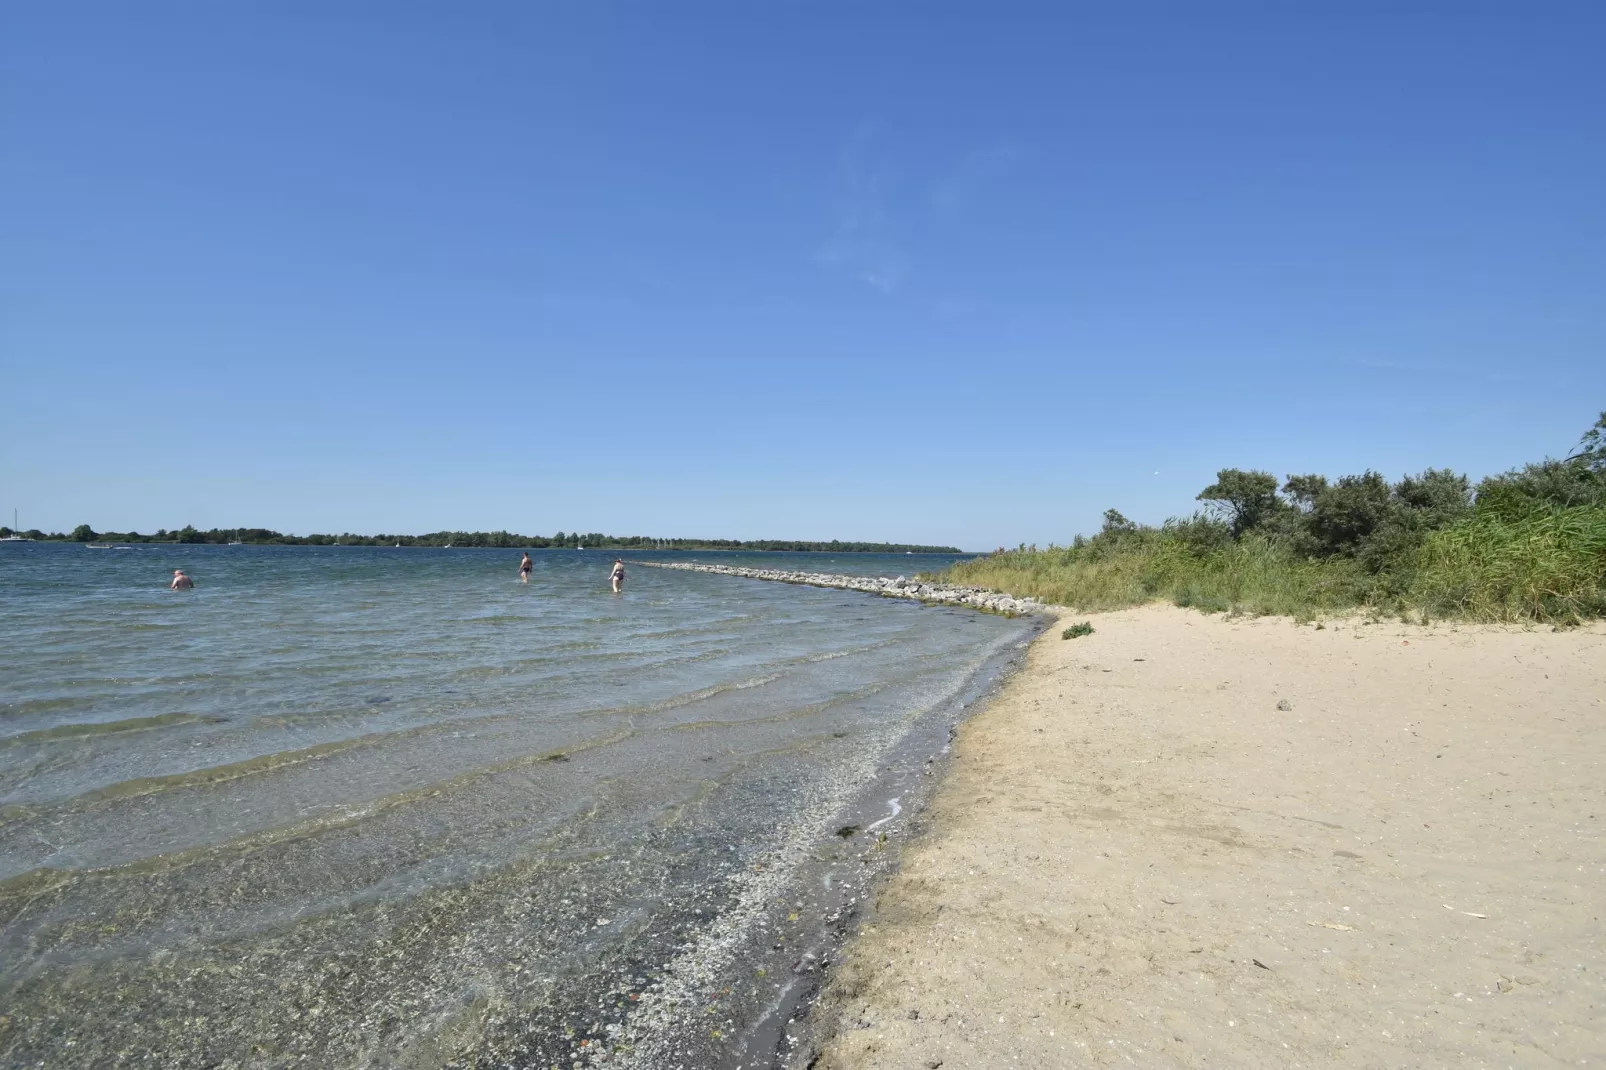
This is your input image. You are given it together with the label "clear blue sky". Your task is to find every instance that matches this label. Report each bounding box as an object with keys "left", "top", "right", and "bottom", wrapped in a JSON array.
[{"left": 4, "top": 3, "right": 1603, "bottom": 549}]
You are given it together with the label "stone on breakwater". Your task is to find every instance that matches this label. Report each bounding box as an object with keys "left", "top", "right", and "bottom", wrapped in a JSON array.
[{"left": 634, "top": 562, "right": 1043, "bottom": 616}]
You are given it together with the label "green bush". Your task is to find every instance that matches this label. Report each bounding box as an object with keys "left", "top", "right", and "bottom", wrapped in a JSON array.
[
  {"left": 1476, "top": 459, "right": 1605, "bottom": 517},
  {"left": 1197, "top": 469, "right": 1283, "bottom": 537},
  {"left": 932, "top": 411, "right": 1606, "bottom": 624},
  {"left": 1062, "top": 622, "right": 1095, "bottom": 639}
]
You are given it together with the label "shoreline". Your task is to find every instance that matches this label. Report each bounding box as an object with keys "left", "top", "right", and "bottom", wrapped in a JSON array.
[
  {"left": 634, "top": 561, "right": 1043, "bottom": 616},
  {"left": 0, "top": 550, "right": 1038, "bottom": 1069},
  {"left": 804, "top": 605, "right": 1606, "bottom": 1068},
  {"left": 720, "top": 611, "right": 1049, "bottom": 1068},
  {"left": 589, "top": 606, "right": 1047, "bottom": 1069}
]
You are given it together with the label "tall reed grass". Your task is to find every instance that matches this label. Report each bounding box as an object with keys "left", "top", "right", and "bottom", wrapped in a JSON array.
[
  {"left": 1413, "top": 506, "right": 1606, "bottom": 621},
  {"left": 936, "top": 507, "right": 1606, "bottom": 623}
]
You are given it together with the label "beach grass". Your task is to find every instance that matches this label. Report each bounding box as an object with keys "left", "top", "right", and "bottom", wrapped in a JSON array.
[
  {"left": 937, "top": 509, "right": 1606, "bottom": 624},
  {"left": 1412, "top": 505, "right": 1606, "bottom": 621},
  {"left": 933, "top": 412, "right": 1606, "bottom": 625},
  {"left": 941, "top": 535, "right": 1365, "bottom": 620}
]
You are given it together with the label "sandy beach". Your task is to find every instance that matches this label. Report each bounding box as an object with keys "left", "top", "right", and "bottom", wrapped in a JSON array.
[{"left": 811, "top": 605, "right": 1606, "bottom": 1069}]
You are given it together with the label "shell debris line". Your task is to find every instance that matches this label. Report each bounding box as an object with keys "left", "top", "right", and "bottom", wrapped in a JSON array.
[{"left": 636, "top": 562, "right": 1043, "bottom": 616}]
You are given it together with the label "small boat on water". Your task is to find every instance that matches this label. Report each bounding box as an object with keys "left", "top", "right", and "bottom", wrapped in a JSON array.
[{"left": 2, "top": 509, "right": 31, "bottom": 541}]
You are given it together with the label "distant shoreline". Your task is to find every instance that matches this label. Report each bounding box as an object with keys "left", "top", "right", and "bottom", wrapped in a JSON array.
[{"left": 3, "top": 530, "right": 965, "bottom": 554}]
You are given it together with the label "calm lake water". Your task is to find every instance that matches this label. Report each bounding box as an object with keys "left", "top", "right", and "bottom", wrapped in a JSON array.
[{"left": 0, "top": 543, "right": 1033, "bottom": 1068}]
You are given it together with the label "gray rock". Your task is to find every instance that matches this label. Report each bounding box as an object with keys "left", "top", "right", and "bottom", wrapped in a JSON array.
[{"left": 632, "top": 561, "right": 1042, "bottom": 617}]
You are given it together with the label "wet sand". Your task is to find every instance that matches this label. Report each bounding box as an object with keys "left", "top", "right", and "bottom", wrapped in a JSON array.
[{"left": 809, "top": 605, "right": 1606, "bottom": 1068}]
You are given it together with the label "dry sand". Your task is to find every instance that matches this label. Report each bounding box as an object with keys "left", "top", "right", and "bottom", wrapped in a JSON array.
[{"left": 811, "top": 605, "right": 1606, "bottom": 1069}]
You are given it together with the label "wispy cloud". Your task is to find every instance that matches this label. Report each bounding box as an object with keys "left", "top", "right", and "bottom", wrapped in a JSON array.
[
  {"left": 815, "top": 132, "right": 1026, "bottom": 299},
  {"left": 815, "top": 124, "right": 909, "bottom": 294},
  {"left": 928, "top": 144, "right": 1023, "bottom": 215}
]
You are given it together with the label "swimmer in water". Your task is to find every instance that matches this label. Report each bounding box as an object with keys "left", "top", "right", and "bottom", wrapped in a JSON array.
[
  {"left": 609, "top": 558, "right": 625, "bottom": 594},
  {"left": 518, "top": 551, "right": 532, "bottom": 584},
  {"left": 170, "top": 569, "right": 194, "bottom": 590}
]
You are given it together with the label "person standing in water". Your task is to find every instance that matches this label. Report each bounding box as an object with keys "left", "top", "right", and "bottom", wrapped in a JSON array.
[
  {"left": 609, "top": 558, "right": 625, "bottom": 593},
  {"left": 170, "top": 569, "right": 194, "bottom": 590},
  {"left": 518, "top": 551, "right": 533, "bottom": 584}
]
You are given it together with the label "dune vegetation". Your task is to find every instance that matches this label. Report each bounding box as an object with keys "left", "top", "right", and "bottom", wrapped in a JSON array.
[{"left": 938, "top": 413, "right": 1606, "bottom": 623}]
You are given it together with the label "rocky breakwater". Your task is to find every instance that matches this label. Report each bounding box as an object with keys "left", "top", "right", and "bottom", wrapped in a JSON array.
[{"left": 636, "top": 562, "right": 1043, "bottom": 616}]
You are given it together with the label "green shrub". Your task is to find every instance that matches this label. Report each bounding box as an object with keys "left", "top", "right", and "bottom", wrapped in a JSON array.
[
  {"left": 1476, "top": 459, "right": 1605, "bottom": 517},
  {"left": 931, "top": 412, "right": 1605, "bottom": 624},
  {"left": 1197, "top": 469, "right": 1283, "bottom": 537},
  {"left": 1062, "top": 622, "right": 1095, "bottom": 639}
]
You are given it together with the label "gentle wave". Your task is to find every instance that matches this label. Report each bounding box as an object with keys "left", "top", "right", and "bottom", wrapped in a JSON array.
[
  {"left": 0, "top": 543, "right": 1030, "bottom": 1065},
  {"left": 0, "top": 713, "right": 225, "bottom": 748},
  {"left": 0, "top": 735, "right": 372, "bottom": 823},
  {"left": 0, "top": 667, "right": 793, "bottom": 822},
  {"left": 0, "top": 726, "right": 639, "bottom": 902}
]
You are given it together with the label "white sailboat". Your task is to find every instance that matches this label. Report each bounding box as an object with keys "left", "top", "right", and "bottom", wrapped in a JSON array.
[{"left": 1, "top": 509, "right": 32, "bottom": 542}]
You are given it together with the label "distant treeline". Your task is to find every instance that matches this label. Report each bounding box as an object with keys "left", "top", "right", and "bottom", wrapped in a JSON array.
[
  {"left": 941, "top": 411, "right": 1606, "bottom": 623},
  {"left": 2, "top": 525, "right": 961, "bottom": 554}
]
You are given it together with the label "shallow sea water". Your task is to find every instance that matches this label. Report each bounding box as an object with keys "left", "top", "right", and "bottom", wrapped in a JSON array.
[{"left": 0, "top": 543, "right": 1033, "bottom": 1068}]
